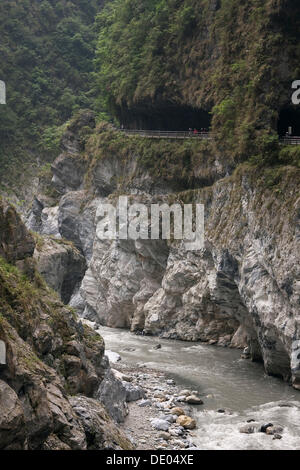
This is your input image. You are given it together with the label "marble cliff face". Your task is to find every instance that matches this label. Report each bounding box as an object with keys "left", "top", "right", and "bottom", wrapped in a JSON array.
[{"left": 26, "top": 112, "right": 300, "bottom": 391}]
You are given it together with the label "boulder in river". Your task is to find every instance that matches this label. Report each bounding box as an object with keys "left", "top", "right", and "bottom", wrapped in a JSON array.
[
  {"left": 185, "top": 395, "right": 204, "bottom": 405},
  {"left": 265, "top": 425, "right": 284, "bottom": 435},
  {"left": 239, "top": 424, "right": 256, "bottom": 434},
  {"left": 260, "top": 423, "right": 274, "bottom": 433}
]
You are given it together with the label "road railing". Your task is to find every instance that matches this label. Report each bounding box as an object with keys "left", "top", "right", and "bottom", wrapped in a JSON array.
[
  {"left": 119, "top": 129, "right": 212, "bottom": 139},
  {"left": 119, "top": 129, "right": 300, "bottom": 144},
  {"left": 279, "top": 136, "right": 300, "bottom": 145}
]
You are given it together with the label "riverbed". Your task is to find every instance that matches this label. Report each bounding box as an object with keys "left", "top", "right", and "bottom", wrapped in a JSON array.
[{"left": 98, "top": 325, "right": 300, "bottom": 450}]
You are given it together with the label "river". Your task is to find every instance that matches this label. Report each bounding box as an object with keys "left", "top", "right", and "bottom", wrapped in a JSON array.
[{"left": 98, "top": 325, "right": 300, "bottom": 450}]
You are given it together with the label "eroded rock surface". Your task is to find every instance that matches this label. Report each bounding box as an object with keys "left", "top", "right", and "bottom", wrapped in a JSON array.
[
  {"left": 0, "top": 200, "right": 131, "bottom": 450},
  {"left": 33, "top": 236, "right": 86, "bottom": 304},
  {"left": 26, "top": 113, "right": 300, "bottom": 390}
]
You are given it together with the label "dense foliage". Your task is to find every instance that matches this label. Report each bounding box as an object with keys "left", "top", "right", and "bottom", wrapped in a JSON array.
[
  {"left": 1, "top": 0, "right": 299, "bottom": 189},
  {"left": 0, "top": 0, "right": 103, "bottom": 184},
  {"left": 95, "top": 0, "right": 300, "bottom": 164}
]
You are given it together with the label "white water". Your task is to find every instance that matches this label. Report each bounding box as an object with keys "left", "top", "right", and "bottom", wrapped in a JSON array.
[{"left": 97, "top": 325, "right": 300, "bottom": 450}]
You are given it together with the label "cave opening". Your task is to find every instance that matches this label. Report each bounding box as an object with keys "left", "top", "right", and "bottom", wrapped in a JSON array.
[
  {"left": 115, "top": 103, "right": 212, "bottom": 131},
  {"left": 277, "top": 106, "right": 300, "bottom": 136}
]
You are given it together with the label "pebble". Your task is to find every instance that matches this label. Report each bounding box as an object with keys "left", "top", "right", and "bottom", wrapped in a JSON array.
[
  {"left": 176, "top": 395, "right": 187, "bottom": 402},
  {"left": 170, "top": 428, "right": 184, "bottom": 437},
  {"left": 176, "top": 415, "right": 197, "bottom": 430},
  {"left": 170, "top": 407, "right": 185, "bottom": 416},
  {"left": 162, "top": 414, "right": 177, "bottom": 423},
  {"left": 172, "top": 440, "right": 187, "bottom": 448},
  {"left": 138, "top": 399, "right": 152, "bottom": 407},
  {"left": 122, "top": 375, "right": 133, "bottom": 382},
  {"left": 159, "top": 432, "right": 171, "bottom": 441},
  {"left": 151, "top": 418, "right": 170, "bottom": 432},
  {"left": 154, "top": 402, "right": 165, "bottom": 409},
  {"left": 166, "top": 379, "right": 175, "bottom": 385},
  {"left": 179, "top": 390, "right": 191, "bottom": 396}
]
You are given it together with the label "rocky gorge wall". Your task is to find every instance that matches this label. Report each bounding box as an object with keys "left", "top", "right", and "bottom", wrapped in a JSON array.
[
  {"left": 0, "top": 197, "right": 133, "bottom": 450},
  {"left": 27, "top": 112, "right": 300, "bottom": 392}
]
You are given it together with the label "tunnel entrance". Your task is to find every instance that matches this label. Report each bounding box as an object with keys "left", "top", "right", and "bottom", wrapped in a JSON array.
[
  {"left": 115, "top": 103, "right": 212, "bottom": 131},
  {"left": 277, "top": 106, "right": 300, "bottom": 136}
]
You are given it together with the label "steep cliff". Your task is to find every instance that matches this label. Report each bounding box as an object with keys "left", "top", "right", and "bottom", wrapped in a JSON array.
[
  {"left": 0, "top": 198, "right": 132, "bottom": 450},
  {"left": 29, "top": 112, "right": 300, "bottom": 392}
]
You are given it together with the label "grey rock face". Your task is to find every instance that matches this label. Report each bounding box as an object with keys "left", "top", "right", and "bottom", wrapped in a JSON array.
[
  {"left": 291, "top": 340, "right": 300, "bottom": 390},
  {"left": 40, "top": 206, "right": 61, "bottom": 238},
  {"left": 81, "top": 237, "right": 168, "bottom": 329},
  {"left": 34, "top": 236, "right": 86, "bottom": 304},
  {"left": 70, "top": 395, "right": 134, "bottom": 450},
  {"left": 0, "top": 380, "right": 26, "bottom": 450},
  {"left": 51, "top": 153, "right": 87, "bottom": 194},
  {"left": 51, "top": 110, "right": 95, "bottom": 194},
  {"left": 58, "top": 191, "right": 101, "bottom": 260},
  {"left": 26, "top": 196, "right": 45, "bottom": 233},
  {"left": 0, "top": 201, "right": 35, "bottom": 263},
  {"left": 69, "top": 287, "right": 86, "bottom": 315},
  {"left": 26, "top": 196, "right": 61, "bottom": 238}
]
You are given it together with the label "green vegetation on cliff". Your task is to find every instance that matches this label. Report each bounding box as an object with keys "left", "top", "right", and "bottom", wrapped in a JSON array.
[
  {"left": 84, "top": 122, "right": 219, "bottom": 190},
  {"left": 96, "top": 0, "right": 300, "bottom": 165},
  {"left": 0, "top": 0, "right": 103, "bottom": 185},
  {"left": 1, "top": 0, "right": 300, "bottom": 195}
]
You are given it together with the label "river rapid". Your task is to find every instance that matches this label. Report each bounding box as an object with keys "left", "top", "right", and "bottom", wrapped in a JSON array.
[{"left": 98, "top": 325, "right": 300, "bottom": 450}]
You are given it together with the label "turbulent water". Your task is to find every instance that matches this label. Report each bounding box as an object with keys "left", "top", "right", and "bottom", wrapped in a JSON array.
[{"left": 98, "top": 326, "right": 300, "bottom": 450}]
